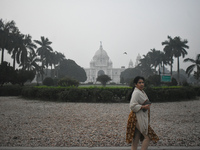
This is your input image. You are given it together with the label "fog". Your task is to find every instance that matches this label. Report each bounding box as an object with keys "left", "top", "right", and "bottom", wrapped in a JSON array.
[{"left": 1, "top": 0, "right": 200, "bottom": 71}]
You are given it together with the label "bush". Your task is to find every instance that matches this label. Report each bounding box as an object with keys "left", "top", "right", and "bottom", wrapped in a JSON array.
[
  {"left": 43, "top": 77, "right": 54, "bottom": 86},
  {"left": 144, "top": 87, "right": 196, "bottom": 102},
  {"left": 99, "top": 90, "right": 114, "bottom": 102},
  {"left": 147, "top": 75, "right": 161, "bottom": 86},
  {"left": 182, "top": 81, "right": 190, "bottom": 86},
  {"left": 5, "top": 85, "right": 198, "bottom": 103},
  {"left": 58, "top": 77, "right": 79, "bottom": 87},
  {"left": 0, "top": 85, "right": 22, "bottom": 96},
  {"left": 165, "top": 78, "right": 178, "bottom": 86}
]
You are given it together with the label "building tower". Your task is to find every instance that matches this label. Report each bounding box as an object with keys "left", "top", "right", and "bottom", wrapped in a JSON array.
[
  {"left": 135, "top": 53, "right": 141, "bottom": 67},
  {"left": 129, "top": 59, "right": 134, "bottom": 68}
]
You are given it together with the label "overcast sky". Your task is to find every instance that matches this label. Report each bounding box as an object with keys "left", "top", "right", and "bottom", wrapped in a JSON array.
[{"left": 1, "top": 0, "right": 200, "bottom": 71}]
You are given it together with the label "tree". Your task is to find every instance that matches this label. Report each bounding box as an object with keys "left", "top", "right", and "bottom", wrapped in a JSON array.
[
  {"left": 147, "top": 49, "right": 164, "bottom": 75},
  {"left": 58, "top": 59, "right": 87, "bottom": 82},
  {"left": 96, "top": 74, "right": 111, "bottom": 87},
  {"left": 138, "top": 54, "right": 154, "bottom": 78},
  {"left": 34, "top": 36, "right": 53, "bottom": 81},
  {"left": 162, "top": 36, "right": 189, "bottom": 84},
  {"left": 162, "top": 36, "right": 174, "bottom": 76},
  {"left": 194, "top": 70, "right": 200, "bottom": 81},
  {"left": 15, "top": 69, "right": 35, "bottom": 86},
  {"left": 173, "top": 36, "right": 189, "bottom": 84},
  {"left": 120, "top": 68, "right": 142, "bottom": 84},
  {"left": 184, "top": 54, "right": 200, "bottom": 78},
  {"left": 0, "top": 19, "right": 18, "bottom": 64},
  {"left": 47, "top": 51, "right": 65, "bottom": 78},
  {"left": 160, "top": 52, "right": 170, "bottom": 74},
  {"left": 53, "top": 51, "right": 65, "bottom": 78},
  {"left": 0, "top": 62, "right": 16, "bottom": 86},
  {"left": 16, "top": 34, "right": 37, "bottom": 70},
  {"left": 8, "top": 30, "right": 23, "bottom": 69}
]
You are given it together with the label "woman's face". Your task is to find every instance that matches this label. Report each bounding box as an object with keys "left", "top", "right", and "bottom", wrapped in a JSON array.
[{"left": 135, "top": 79, "right": 145, "bottom": 90}]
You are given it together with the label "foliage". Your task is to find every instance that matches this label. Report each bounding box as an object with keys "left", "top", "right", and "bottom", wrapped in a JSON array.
[
  {"left": 0, "top": 62, "right": 16, "bottom": 86},
  {"left": 120, "top": 68, "right": 142, "bottom": 85},
  {"left": 20, "top": 86, "right": 130, "bottom": 103},
  {"left": 43, "top": 77, "right": 54, "bottom": 86},
  {"left": 19, "top": 86, "right": 199, "bottom": 103},
  {"left": 160, "top": 77, "right": 177, "bottom": 86},
  {"left": 194, "top": 70, "right": 200, "bottom": 80},
  {"left": 0, "top": 62, "right": 35, "bottom": 86},
  {"left": 0, "top": 19, "right": 18, "bottom": 64},
  {"left": 0, "top": 85, "right": 22, "bottom": 96},
  {"left": 58, "top": 76, "right": 79, "bottom": 87},
  {"left": 162, "top": 36, "right": 189, "bottom": 84},
  {"left": 15, "top": 69, "right": 35, "bottom": 86},
  {"left": 184, "top": 54, "right": 200, "bottom": 78},
  {"left": 58, "top": 59, "right": 87, "bottom": 82},
  {"left": 96, "top": 74, "right": 111, "bottom": 87},
  {"left": 137, "top": 55, "right": 154, "bottom": 78},
  {"left": 99, "top": 90, "right": 114, "bottom": 102},
  {"left": 145, "top": 87, "right": 196, "bottom": 102},
  {"left": 146, "top": 75, "right": 161, "bottom": 86}
]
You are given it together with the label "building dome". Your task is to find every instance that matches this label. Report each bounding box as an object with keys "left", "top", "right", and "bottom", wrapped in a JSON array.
[
  {"left": 90, "top": 41, "right": 112, "bottom": 67},
  {"left": 93, "top": 42, "right": 109, "bottom": 60}
]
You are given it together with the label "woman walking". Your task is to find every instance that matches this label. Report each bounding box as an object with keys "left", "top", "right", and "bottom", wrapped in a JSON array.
[{"left": 126, "top": 76, "right": 159, "bottom": 150}]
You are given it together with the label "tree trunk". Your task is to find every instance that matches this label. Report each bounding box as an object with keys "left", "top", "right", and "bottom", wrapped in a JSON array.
[
  {"left": 1, "top": 48, "right": 4, "bottom": 64},
  {"left": 13, "top": 56, "right": 16, "bottom": 70},
  {"left": 177, "top": 57, "right": 180, "bottom": 85},
  {"left": 162, "top": 62, "right": 165, "bottom": 74},
  {"left": 170, "top": 57, "right": 173, "bottom": 76},
  {"left": 159, "top": 64, "right": 161, "bottom": 76}
]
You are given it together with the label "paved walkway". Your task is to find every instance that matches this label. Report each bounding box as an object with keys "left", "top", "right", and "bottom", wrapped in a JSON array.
[{"left": 0, "top": 147, "right": 200, "bottom": 150}]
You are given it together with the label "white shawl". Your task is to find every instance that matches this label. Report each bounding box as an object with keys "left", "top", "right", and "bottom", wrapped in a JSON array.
[{"left": 129, "top": 87, "right": 149, "bottom": 135}]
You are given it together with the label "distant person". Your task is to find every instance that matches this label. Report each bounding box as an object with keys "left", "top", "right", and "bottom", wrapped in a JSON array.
[{"left": 126, "top": 76, "right": 159, "bottom": 150}]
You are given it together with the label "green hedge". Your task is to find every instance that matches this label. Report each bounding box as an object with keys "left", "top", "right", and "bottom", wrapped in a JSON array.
[
  {"left": 144, "top": 87, "right": 197, "bottom": 102},
  {"left": 0, "top": 85, "right": 22, "bottom": 96},
  {"left": 0, "top": 85, "right": 199, "bottom": 103},
  {"left": 20, "top": 86, "right": 131, "bottom": 103}
]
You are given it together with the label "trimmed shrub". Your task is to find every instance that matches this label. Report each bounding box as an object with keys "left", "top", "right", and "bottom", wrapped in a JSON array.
[
  {"left": 43, "top": 77, "right": 54, "bottom": 86},
  {"left": 21, "top": 87, "right": 39, "bottom": 98},
  {"left": 99, "top": 90, "right": 114, "bottom": 102},
  {"left": 58, "top": 77, "right": 79, "bottom": 87},
  {"left": 0, "top": 85, "right": 22, "bottom": 96},
  {"left": 3, "top": 85, "right": 198, "bottom": 103}
]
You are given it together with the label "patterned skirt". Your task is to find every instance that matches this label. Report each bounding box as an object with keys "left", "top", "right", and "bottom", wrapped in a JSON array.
[{"left": 126, "top": 110, "right": 159, "bottom": 144}]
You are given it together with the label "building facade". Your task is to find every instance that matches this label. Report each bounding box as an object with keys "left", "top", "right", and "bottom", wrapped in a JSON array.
[
  {"left": 84, "top": 42, "right": 125, "bottom": 84},
  {"left": 84, "top": 42, "right": 141, "bottom": 84}
]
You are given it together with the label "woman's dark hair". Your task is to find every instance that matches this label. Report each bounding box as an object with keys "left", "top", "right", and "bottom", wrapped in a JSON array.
[
  {"left": 127, "top": 76, "right": 145, "bottom": 102},
  {"left": 133, "top": 76, "right": 145, "bottom": 84}
]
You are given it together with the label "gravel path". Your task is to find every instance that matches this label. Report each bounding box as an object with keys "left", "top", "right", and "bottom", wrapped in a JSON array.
[{"left": 0, "top": 96, "right": 200, "bottom": 147}]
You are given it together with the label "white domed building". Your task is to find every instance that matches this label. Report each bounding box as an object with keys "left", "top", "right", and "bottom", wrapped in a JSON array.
[{"left": 84, "top": 42, "right": 126, "bottom": 84}]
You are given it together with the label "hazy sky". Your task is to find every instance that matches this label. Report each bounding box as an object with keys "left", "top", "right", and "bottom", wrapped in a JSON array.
[{"left": 1, "top": 0, "right": 200, "bottom": 71}]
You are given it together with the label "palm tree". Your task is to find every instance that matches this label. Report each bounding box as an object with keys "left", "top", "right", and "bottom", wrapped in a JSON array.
[
  {"left": 162, "top": 36, "right": 189, "bottom": 84},
  {"left": 193, "top": 70, "right": 200, "bottom": 81},
  {"left": 8, "top": 30, "right": 23, "bottom": 69},
  {"left": 34, "top": 36, "right": 53, "bottom": 81},
  {"left": 138, "top": 54, "right": 154, "bottom": 78},
  {"left": 0, "top": 19, "right": 18, "bottom": 64},
  {"left": 160, "top": 52, "right": 170, "bottom": 74},
  {"left": 147, "top": 49, "right": 163, "bottom": 75},
  {"left": 53, "top": 51, "right": 65, "bottom": 78},
  {"left": 184, "top": 54, "right": 200, "bottom": 78},
  {"left": 25, "top": 49, "right": 40, "bottom": 71},
  {"left": 162, "top": 36, "right": 174, "bottom": 76},
  {"left": 16, "top": 34, "right": 37, "bottom": 70},
  {"left": 173, "top": 36, "right": 189, "bottom": 84}
]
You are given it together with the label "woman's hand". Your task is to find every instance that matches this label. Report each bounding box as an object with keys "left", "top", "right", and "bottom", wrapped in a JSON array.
[{"left": 141, "top": 104, "right": 151, "bottom": 110}]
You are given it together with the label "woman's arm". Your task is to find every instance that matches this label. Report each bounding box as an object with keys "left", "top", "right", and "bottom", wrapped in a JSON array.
[{"left": 129, "top": 92, "right": 142, "bottom": 112}]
